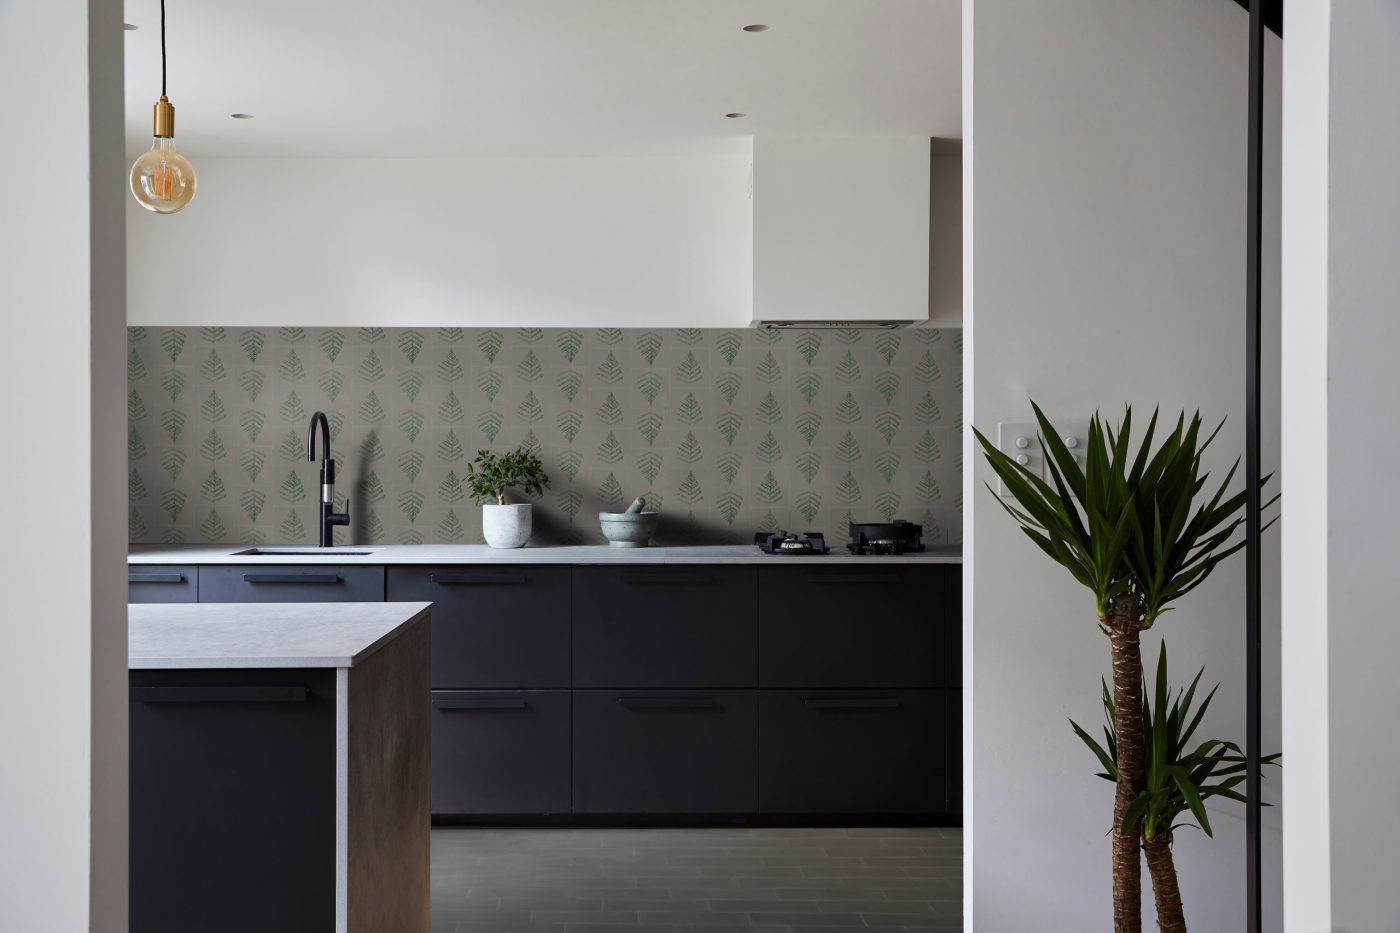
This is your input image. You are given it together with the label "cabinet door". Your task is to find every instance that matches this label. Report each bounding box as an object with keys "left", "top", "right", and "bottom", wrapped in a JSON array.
[
  {"left": 572, "top": 689, "right": 757, "bottom": 813},
  {"left": 431, "top": 690, "right": 571, "bottom": 815},
  {"left": 572, "top": 567, "right": 757, "bottom": 687},
  {"left": 128, "top": 565, "right": 197, "bottom": 603},
  {"left": 947, "top": 688, "right": 962, "bottom": 817},
  {"left": 758, "top": 565, "right": 950, "bottom": 688},
  {"left": 758, "top": 689, "right": 948, "bottom": 814},
  {"left": 945, "top": 566, "right": 962, "bottom": 688},
  {"left": 388, "top": 566, "right": 570, "bottom": 689},
  {"left": 198, "top": 565, "right": 384, "bottom": 602},
  {"left": 129, "top": 668, "right": 336, "bottom": 933}
]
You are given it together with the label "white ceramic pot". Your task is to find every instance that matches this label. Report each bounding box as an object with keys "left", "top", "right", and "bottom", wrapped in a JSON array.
[{"left": 482, "top": 503, "right": 532, "bottom": 549}]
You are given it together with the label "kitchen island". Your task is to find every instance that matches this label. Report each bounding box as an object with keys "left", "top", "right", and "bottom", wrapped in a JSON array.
[{"left": 129, "top": 601, "right": 432, "bottom": 933}]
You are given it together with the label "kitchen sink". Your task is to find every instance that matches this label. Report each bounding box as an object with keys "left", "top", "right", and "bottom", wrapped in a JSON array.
[{"left": 230, "top": 547, "right": 384, "bottom": 557}]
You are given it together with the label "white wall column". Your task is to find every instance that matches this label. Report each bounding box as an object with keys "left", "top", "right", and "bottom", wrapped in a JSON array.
[
  {"left": 0, "top": 1, "right": 128, "bottom": 929},
  {"left": 964, "top": 0, "right": 1281, "bottom": 928},
  {"left": 1281, "top": 0, "right": 1400, "bottom": 928}
]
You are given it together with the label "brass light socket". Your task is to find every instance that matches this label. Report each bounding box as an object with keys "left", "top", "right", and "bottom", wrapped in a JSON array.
[{"left": 152, "top": 96, "right": 175, "bottom": 138}]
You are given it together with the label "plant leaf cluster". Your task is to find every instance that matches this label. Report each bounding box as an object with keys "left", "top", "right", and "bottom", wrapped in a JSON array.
[
  {"left": 465, "top": 447, "right": 551, "bottom": 505},
  {"left": 972, "top": 402, "right": 1275, "bottom": 622},
  {"left": 1071, "top": 643, "right": 1280, "bottom": 841}
]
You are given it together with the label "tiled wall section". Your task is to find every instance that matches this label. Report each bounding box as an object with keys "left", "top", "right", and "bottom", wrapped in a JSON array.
[{"left": 126, "top": 327, "right": 963, "bottom": 546}]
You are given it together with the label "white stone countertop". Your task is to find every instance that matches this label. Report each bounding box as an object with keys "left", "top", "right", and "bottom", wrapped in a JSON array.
[
  {"left": 128, "top": 601, "right": 432, "bottom": 669},
  {"left": 128, "top": 544, "right": 962, "bottom": 565}
]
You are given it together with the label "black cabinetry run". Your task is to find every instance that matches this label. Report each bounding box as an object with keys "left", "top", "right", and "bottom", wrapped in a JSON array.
[{"left": 134, "top": 556, "right": 961, "bottom": 822}]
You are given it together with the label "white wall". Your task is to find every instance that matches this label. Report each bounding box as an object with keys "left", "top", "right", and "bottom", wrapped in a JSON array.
[
  {"left": 0, "top": 0, "right": 127, "bottom": 929},
  {"left": 964, "top": 0, "right": 1280, "bottom": 929},
  {"left": 752, "top": 136, "right": 930, "bottom": 325},
  {"left": 1282, "top": 1, "right": 1400, "bottom": 929},
  {"left": 127, "top": 155, "right": 753, "bottom": 327}
]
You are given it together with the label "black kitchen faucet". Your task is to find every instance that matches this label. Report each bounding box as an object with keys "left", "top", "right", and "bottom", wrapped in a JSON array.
[{"left": 307, "top": 411, "right": 350, "bottom": 547}]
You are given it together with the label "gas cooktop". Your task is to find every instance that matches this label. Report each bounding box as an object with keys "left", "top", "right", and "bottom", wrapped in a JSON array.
[{"left": 753, "top": 519, "right": 925, "bottom": 556}]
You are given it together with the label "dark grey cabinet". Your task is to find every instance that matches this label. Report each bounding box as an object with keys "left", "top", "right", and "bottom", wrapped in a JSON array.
[
  {"left": 128, "top": 565, "right": 197, "bottom": 603},
  {"left": 573, "top": 567, "right": 757, "bottom": 688},
  {"left": 388, "top": 566, "right": 570, "bottom": 688},
  {"left": 129, "top": 668, "right": 336, "bottom": 932},
  {"left": 758, "top": 565, "right": 952, "bottom": 688},
  {"left": 758, "top": 689, "right": 948, "bottom": 814},
  {"left": 133, "top": 557, "right": 960, "bottom": 821},
  {"left": 198, "top": 565, "right": 385, "bottom": 602},
  {"left": 431, "top": 690, "right": 571, "bottom": 815},
  {"left": 573, "top": 689, "right": 758, "bottom": 813}
]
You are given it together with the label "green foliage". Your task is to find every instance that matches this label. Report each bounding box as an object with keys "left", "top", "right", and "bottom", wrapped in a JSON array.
[
  {"left": 973, "top": 401, "right": 1274, "bottom": 620},
  {"left": 1071, "top": 643, "right": 1280, "bottom": 841},
  {"left": 464, "top": 446, "right": 551, "bottom": 505}
]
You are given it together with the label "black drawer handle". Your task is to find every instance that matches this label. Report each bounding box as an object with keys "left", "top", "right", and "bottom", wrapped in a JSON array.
[
  {"left": 618, "top": 572, "right": 715, "bottom": 586},
  {"left": 131, "top": 685, "right": 309, "bottom": 703},
  {"left": 128, "top": 572, "right": 185, "bottom": 584},
  {"left": 432, "top": 692, "right": 529, "bottom": 710},
  {"left": 429, "top": 572, "right": 527, "bottom": 585},
  {"left": 804, "top": 697, "right": 902, "bottom": 710},
  {"left": 618, "top": 695, "right": 717, "bottom": 710},
  {"left": 243, "top": 572, "right": 341, "bottom": 584},
  {"left": 804, "top": 572, "right": 901, "bottom": 585}
]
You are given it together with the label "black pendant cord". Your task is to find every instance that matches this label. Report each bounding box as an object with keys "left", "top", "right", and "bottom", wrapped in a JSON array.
[
  {"left": 160, "top": 0, "right": 167, "bottom": 97},
  {"left": 1244, "top": 0, "right": 1266, "bottom": 930}
]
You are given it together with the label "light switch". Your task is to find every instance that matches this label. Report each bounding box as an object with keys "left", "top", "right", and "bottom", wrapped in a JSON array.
[
  {"left": 994, "top": 419, "right": 1092, "bottom": 498},
  {"left": 995, "top": 422, "right": 1042, "bottom": 497},
  {"left": 1051, "top": 421, "right": 1091, "bottom": 472}
]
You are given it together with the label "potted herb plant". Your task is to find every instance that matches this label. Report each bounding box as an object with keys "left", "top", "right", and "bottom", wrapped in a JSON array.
[
  {"left": 973, "top": 403, "right": 1274, "bottom": 933},
  {"left": 465, "top": 446, "right": 551, "bottom": 549}
]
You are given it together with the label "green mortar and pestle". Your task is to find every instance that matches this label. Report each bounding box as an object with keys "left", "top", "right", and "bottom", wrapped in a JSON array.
[{"left": 599, "top": 496, "right": 661, "bottom": 548}]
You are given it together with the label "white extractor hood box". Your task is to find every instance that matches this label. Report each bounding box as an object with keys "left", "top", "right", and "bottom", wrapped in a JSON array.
[{"left": 751, "top": 136, "right": 931, "bottom": 328}]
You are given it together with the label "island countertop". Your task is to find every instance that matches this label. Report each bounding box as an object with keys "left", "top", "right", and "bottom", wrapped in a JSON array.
[
  {"left": 129, "top": 543, "right": 962, "bottom": 565},
  {"left": 128, "top": 601, "right": 432, "bottom": 669}
]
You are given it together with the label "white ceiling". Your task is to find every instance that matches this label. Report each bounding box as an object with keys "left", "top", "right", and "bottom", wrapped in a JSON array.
[{"left": 121, "top": 0, "right": 960, "bottom": 159}]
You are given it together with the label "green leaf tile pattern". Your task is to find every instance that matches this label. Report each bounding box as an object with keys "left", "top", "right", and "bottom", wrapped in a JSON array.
[
  {"left": 128, "top": 327, "right": 961, "bottom": 545},
  {"left": 161, "top": 371, "right": 186, "bottom": 402},
  {"left": 319, "top": 330, "right": 346, "bottom": 362},
  {"left": 392, "top": 331, "right": 422, "bottom": 364}
]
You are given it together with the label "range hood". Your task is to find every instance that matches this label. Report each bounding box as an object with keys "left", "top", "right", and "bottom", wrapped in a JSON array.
[
  {"left": 755, "top": 319, "right": 912, "bottom": 330},
  {"left": 750, "top": 137, "right": 931, "bottom": 329}
]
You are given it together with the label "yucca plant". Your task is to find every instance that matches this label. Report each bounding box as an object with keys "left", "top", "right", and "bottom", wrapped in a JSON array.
[
  {"left": 973, "top": 402, "right": 1271, "bottom": 933},
  {"left": 1072, "top": 643, "right": 1280, "bottom": 931}
]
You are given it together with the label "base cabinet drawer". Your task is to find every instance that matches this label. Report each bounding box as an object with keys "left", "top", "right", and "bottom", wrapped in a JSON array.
[
  {"left": 573, "top": 690, "right": 757, "bottom": 813},
  {"left": 573, "top": 567, "right": 757, "bottom": 687},
  {"left": 759, "top": 566, "right": 951, "bottom": 688},
  {"left": 198, "top": 565, "right": 385, "bottom": 602},
  {"left": 389, "top": 566, "right": 570, "bottom": 689},
  {"left": 758, "top": 690, "right": 948, "bottom": 814},
  {"left": 432, "top": 690, "right": 571, "bottom": 815},
  {"left": 128, "top": 565, "right": 197, "bottom": 603}
]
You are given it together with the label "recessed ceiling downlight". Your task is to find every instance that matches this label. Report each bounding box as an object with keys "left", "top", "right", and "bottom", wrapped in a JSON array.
[
  {"left": 231, "top": 113, "right": 254, "bottom": 119},
  {"left": 742, "top": 24, "right": 770, "bottom": 32},
  {"left": 123, "top": 23, "right": 138, "bottom": 30},
  {"left": 725, "top": 113, "right": 747, "bottom": 119}
]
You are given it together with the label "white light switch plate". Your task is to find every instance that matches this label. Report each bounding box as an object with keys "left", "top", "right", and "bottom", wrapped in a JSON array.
[
  {"left": 995, "top": 420, "right": 1092, "bottom": 498},
  {"left": 995, "top": 422, "right": 1041, "bottom": 498}
]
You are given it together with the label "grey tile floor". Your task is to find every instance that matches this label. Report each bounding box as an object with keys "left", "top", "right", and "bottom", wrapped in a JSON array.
[{"left": 431, "top": 826, "right": 963, "bottom": 933}]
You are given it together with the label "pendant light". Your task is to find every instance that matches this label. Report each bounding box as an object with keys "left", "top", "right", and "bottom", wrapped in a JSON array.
[{"left": 130, "top": 0, "right": 196, "bottom": 213}]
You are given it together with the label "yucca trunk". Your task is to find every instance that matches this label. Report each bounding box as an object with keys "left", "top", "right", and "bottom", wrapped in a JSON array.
[
  {"left": 1143, "top": 832, "right": 1186, "bottom": 932},
  {"left": 1107, "top": 600, "right": 1145, "bottom": 933}
]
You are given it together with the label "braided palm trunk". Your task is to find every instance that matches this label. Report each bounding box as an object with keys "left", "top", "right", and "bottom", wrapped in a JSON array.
[
  {"left": 1143, "top": 832, "right": 1186, "bottom": 932},
  {"left": 1106, "top": 598, "right": 1146, "bottom": 933}
]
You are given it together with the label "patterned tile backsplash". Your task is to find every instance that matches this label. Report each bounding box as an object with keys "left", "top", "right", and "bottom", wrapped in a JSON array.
[{"left": 127, "top": 327, "right": 962, "bottom": 547}]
